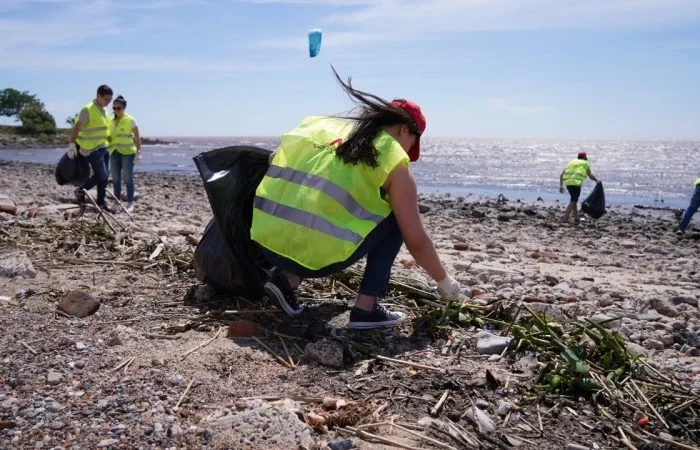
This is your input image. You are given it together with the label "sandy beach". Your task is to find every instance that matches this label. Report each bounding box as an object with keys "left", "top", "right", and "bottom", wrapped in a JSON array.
[{"left": 1, "top": 159, "right": 699, "bottom": 449}]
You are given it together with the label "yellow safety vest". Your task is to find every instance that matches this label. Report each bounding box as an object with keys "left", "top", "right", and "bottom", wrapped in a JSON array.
[
  {"left": 694, "top": 178, "right": 700, "bottom": 187},
  {"left": 251, "top": 116, "right": 410, "bottom": 270},
  {"left": 76, "top": 102, "right": 109, "bottom": 152},
  {"left": 109, "top": 113, "right": 137, "bottom": 155},
  {"left": 563, "top": 159, "right": 590, "bottom": 187}
]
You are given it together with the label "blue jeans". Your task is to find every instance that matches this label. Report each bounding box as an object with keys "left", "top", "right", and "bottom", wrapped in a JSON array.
[
  {"left": 679, "top": 186, "right": 700, "bottom": 232},
  {"left": 104, "top": 150, "right": 110, "bottom": 177},
  {"left": 111, "top": 152, "right": 136, "bottom": 203},
  {"left": 261, "top": 214, "right": 403, "bottom": 298},
  {"left": 79, "top": 147, "right": 108, "bottom": 205}
]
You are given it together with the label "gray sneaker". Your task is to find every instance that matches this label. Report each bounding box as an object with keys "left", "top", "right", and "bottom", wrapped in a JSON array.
[{"left": 348, "top": 303, "right": 406, "bottom": 330}]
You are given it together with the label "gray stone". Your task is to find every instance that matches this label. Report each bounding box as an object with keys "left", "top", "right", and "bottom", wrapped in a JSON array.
[
  {"left": 304, "top": 339, "right": 344, "bottom": 368},
  {"left": 328, "top": 439, "right": 355, "bottom": 450},
  {"left": 590, "top": 314, "right": 621, "bottom": 329},
  {"left": 625, "top": 343, "right": 648, "bottom": 357},
  {"left": 75, "top": 342, "right": 86, "bottom": 350},
  {"left": 642, "top": 339, "right": 664, "bottom": 351},
  {"left": 552, "top": 282, "right": 570, "bottom": 292},
  {"left": 639, "top": 310, "right": 663, "bottom": 322},
  {"left": 46, "top": 372, "right": 62, "bottom": 386},
  {"left": 475, "top": 331, "right": 512, "bottom": 355},
  {"left": 598, "top": 295, "right": 615, "bottom": 307},
  {"left": 671, "top": 295, "right": 698, "bottom": 307},
  {"left": 97, "top": 439, "right": 119, "bottom": 448},
  {"left": 0, "top": 251, "right": 36, "bottom": 278},
  {"left": 167, "top": 424, "right": 182, "bottom": 440},
  {"left": 650, "top": 298, "right": 680, "bottom": 318},
  {"left": 57, "top": 291, "right": 100, "bottom": 318}
]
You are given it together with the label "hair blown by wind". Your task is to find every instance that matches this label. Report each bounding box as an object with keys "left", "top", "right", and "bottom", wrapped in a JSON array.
[{"left": 331, "top": 66, "right": 415, "bottom": 168}]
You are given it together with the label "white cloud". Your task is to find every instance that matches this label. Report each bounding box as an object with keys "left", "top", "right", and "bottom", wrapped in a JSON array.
[
  {"left": 485, "top": 97, "right": 555, "bottom": 115},
  {"left": 248, "top": 0, "right": 700, "bottom": 50}
]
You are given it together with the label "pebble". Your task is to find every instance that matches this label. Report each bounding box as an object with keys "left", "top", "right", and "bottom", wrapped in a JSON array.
[
  {"left": 75, "top": 342, "right": 86, "bottom": 350},
  {"left": 167, "top": 424, "right": 182, "bottom": 439},
  {"left": 97, "top": 439, "right": 119, "bottom": 447},
  {"left": 46, "top": 372, "right": 62, "bottom": 386},
  {"left": 642, "top": 339, "right": 664, "bottom": 351}
]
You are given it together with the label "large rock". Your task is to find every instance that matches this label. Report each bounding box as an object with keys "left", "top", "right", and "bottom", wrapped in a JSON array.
[
  {"left": 671, "top": 295, "right": 698, "bottom": 307},
  {"left": 304, "top": 338, "right": 344, "bottom": 368},
  {"left": 650, "top": 298, "right": 680, "bottom": 318},
  {"left": 0, "top": 251, "right": 36, "bottom": 278},
  {"left": 205, "top": 399, "right": 317, "bottom": 449},
  {"left": 57, "top": 291, "right": 100, "bottom": 318},
  {"left": 475, "top": 331, "right": 512, "bottom": 355}
]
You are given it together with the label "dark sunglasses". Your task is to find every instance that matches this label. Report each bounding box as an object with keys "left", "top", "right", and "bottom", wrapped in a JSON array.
[{"left": 113, "top": 106, "right": 124, "bottom": 111}]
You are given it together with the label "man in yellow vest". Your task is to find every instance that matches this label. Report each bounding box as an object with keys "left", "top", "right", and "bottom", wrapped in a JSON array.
[
  {"left": 677, "top": 178, "right": 700, "bottom": 235},
  {"left": 250, "top": 70, "right": 461, "bottom": 329},
  {"left": 559, "top": 151, "right": 600, "bottom": 224},
  {"left": 67, "top": 85, "right": 113, "bottom": 210}
]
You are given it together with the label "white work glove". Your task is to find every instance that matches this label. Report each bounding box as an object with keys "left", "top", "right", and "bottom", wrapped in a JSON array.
[
  {"left": 67, "top": 143, "right": 77, "bottom": 160},
  {"left": 135, "top": 150, "right": 142, "bottom": 164},
  {"left": 437, "top": 275, "right": 461, "bottom": 300}
]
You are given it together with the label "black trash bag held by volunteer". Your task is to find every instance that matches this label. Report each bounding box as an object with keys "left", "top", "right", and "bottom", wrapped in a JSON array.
[
  {"left": 192, "top": 145, "right": 273, "bottom": 299},
  {"left": 581, "top": 182, "right": 606, "bottom": 219},
  {"left": 55, "top": 152, "right": 90, "bottom": 186}
]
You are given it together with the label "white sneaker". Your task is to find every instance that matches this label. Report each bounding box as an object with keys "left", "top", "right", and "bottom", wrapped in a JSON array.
[{"left": 125, "top": 203, "right": 134, "bottom": 214}]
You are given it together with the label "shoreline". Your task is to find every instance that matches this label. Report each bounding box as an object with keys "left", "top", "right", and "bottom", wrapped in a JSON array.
[{"left": 0, "top": 130, "right": 175, "bottom": 150}]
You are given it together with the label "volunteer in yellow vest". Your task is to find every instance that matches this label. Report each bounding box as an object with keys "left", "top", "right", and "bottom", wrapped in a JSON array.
[
  {"left": 109, "top": 95, "right": 141, "bottom": 214},
  {"left": 559, "top": 151, "right": 600, "bottom": 225},
  {"left": 251, "top": 70, "right": 461, "bottom": 329},
  {"left": 677, "top": 177, "right": 700, "bottom": 235},
  {"left": 67, "top": 85, "right": 114, "bottom": 211}
]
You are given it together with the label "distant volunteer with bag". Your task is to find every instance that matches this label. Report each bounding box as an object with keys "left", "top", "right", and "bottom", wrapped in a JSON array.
[
  {"left": 559, "top": 151, "right": 600, "bottom": 225},
  {"left": 109, "top": 95, "right": 141, "bottom": 213},
  {"left": 67, "top": 84, "right": 114, "bottom": 211},
  {"left": 251, "top": 70, "right": 462, "bottom": 330},
  {"left": 677, "top": 177, "right": 700, "bottom": 235}
]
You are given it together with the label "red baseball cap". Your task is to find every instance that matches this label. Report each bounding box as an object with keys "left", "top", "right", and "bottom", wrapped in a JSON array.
[
  {"left": 391, "top": 99, "right": 426, "bottom": 162},
  {"left": 578, "top": 151, "right": 587, "bottom": 160}
]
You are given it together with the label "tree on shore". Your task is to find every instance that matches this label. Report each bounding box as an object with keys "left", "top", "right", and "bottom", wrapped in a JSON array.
[
  {"left": 19, "top": 107, "right": 56, "bottom": 134},
  {"left": 0, "top": 88, "right": 57, "bottom": 135},
  {"left": 0, "top": 88, "right": 44, "bottom": 119}
]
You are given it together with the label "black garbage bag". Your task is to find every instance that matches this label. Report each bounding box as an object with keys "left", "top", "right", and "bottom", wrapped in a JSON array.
[
  {"left": 581, "top": 182, "right": 606, "bottom": 219},
  {"left": 192, "top": 146, "right": 273, "bottom": 299},
  {"left": 55, "top": 152, "right": 90, "bottom": 186}
]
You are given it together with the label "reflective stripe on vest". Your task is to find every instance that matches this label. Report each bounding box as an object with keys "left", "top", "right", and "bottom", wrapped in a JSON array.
[
  {"left": 251, "top": 116, "right": 410, "bottom": 270},
  {"left": 76, "top": 102, "right": 108, "bottom": 151},
  {"left": 109, "top": 114, "right": 137, "bottom": 155},
  {"left": 254, "top": 197, "right": 363, "bottom": 244},
  {"left": 265, "top": 165, "right": 385, "bottom": 224},
  {"left": 563, "top": 159, "right": 589, "bottom": 187}
]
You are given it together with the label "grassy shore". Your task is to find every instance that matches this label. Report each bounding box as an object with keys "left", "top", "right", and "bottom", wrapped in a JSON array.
[{"left": 0, "top": 125, "right": 173, "bottom": 149}]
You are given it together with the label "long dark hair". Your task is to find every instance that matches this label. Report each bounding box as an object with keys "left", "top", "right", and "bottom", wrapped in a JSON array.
[{"left": 332, "top": 66, "right": 418, "bottom": 167}]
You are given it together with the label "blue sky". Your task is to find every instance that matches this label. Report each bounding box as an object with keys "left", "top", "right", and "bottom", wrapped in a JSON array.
[{"left": 1, "top": 0, "right": 700, "bottom": 139}]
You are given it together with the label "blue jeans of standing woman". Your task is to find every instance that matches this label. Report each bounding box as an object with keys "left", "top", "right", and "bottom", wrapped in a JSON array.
[
  {"left": 261, "top": 214, "right": 403, "bottom": 298},
  {"left": 679, "top": 186, "right": 700, "bottom": 232},
  {"left": 78, "top": 147, "right": 108, "bottom": 205},
  {"left": 110, "top": 152, "right": 136, "bottom": 203}
]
